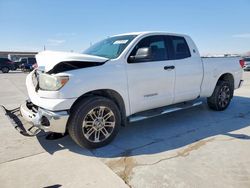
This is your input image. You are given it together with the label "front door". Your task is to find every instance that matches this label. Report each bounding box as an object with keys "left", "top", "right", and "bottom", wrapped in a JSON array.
[{"left": 126, "top": 35, "right": 175, "bottom": 114}]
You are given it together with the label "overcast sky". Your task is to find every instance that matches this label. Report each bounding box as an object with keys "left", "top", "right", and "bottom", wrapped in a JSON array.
[{"left": 0, "top": 0, "right": 249, "bottom": 55}]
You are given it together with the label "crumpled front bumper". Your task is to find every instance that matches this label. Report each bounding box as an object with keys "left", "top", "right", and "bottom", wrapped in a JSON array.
[{"left": 2, "top": 100, "right": 69, "bottom": 136}]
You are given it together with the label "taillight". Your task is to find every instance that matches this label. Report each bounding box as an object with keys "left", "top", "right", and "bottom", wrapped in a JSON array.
[{"left": 239, "top": 59, "right": 245, "bottom": 68}]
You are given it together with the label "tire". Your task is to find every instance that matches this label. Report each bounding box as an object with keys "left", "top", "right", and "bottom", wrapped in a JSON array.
[
  {"left": 1, "top": 67, "right": 9, "bottom": 73},
  {"left": 207, "top": 80, "right": 232, "bottom": 111},
  {"left": 67, "top": 96, "right": 121, "bottom": 148}
]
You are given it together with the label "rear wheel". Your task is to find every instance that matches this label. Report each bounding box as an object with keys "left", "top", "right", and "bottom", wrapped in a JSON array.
[
  {"left": 207, "top": 80, "right": 232, "bottom": 111},
  {"left": 67, "top": 96, "right": 121, "bottom": 148},
  {"left": 1, "top": 67, "right": 9, "bottom": 73}
]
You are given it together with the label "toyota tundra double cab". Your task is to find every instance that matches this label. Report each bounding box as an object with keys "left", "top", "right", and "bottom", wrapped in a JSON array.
[{"left": 3, "top": 32, "right": 244, "bottom": 148}]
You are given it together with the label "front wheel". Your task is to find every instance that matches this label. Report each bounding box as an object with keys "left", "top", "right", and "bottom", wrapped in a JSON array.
[
  {"left": 67, "top": 96, "right": 121, "bottom": 148},
  {"left": 207, "top": 80, "right": 232, "bottom": 111},
  {"left": 2, "top": 67, "right": 9, "bottom": 73}
]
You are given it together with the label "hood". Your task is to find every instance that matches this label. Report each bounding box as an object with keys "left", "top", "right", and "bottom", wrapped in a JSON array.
[{"left": 35, "top": 51, "right": 108, "bottom": 73}]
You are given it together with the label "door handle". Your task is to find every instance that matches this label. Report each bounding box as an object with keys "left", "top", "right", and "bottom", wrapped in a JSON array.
[{"left": 164, "top": 65, "right": 175, "bottom": 70}]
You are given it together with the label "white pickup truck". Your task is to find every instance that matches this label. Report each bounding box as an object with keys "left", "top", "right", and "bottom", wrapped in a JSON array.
[{"left": 4, "top": 31, "right": 244, "bottom": 148}]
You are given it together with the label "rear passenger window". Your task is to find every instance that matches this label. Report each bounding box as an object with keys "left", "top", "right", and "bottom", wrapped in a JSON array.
[
  {"left": 21, "top": 59, "right": 27, "bottom": 63},
  {"left": 28, "top": 58, "right": 36, "bottom": 64},
  {"left": 170, "top": 36, "right": 191, "bottom": 60}
]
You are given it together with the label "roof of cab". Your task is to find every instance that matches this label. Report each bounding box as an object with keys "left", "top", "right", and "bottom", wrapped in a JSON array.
[{"left": 113, "top": 31, "right": 189, "bottom": 38}]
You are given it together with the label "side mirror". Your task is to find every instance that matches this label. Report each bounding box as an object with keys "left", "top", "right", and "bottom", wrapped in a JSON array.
[{"left": 129, "top": 47, "right": 152, "bottom": 63}]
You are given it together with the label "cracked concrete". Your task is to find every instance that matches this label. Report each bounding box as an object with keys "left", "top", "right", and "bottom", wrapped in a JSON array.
[
  {"left": 103, "top": 133, "right": 247, "bottom": 187},
  {"left": 0, "top": 71, "right": 250, "bottom": 188},
  {"left": 0, "top": 71, "right": 128, "bottom": 188},
  {"left": 95, "top": 72, "right": 250, "bottom": 187},
  {"left": 103, "top": 129, "right": 250, "bottom": 188},
  {"left": 107, "top": 156, "right": 136, "bottom": 187}
]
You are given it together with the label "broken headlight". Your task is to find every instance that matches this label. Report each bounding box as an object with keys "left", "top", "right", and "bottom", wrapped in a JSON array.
[{"left": 39, "top": 73, "right": 69, "bottom": 91}]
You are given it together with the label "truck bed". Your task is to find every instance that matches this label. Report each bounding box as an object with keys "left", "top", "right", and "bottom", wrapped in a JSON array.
[{"left": 200, "top": 56, "right": 243, "bottom": 97}]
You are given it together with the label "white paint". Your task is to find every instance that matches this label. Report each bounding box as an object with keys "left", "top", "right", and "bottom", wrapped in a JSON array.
[{"left": 31, "top": 31, "right": 243, "bottom": 116}]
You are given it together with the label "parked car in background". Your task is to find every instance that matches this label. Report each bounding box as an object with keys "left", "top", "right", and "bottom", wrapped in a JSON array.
[
  {"left": 0, "top": 57, "right": 15, "bottom": 73},
  {"left": 243, "top": 57, "right": 250, "bottom": 71},
  {"left": 19, "top": 57, "right": 37, "bottom": 72},
  {"left": 13, "top": 60, "right": 23, "bottom": 69}
]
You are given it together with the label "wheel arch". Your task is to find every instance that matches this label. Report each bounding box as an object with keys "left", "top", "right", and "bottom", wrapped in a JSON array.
[
  {"left": 70, "top": 89, "right": 127, "bottom": 126},
  {"left": 1, "top": 66, "right": 10, "bottom": 73},
  {"left": 216, "top": 73, "right": 234, "bottom": 98}
]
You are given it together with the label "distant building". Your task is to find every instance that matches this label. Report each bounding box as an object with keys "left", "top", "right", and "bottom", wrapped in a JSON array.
[
  {"left": 243, "top": 51, "right": 250, "bottom": 57},
  {"left": 0, "top": 51, "right": 38, "bottom": 61}
]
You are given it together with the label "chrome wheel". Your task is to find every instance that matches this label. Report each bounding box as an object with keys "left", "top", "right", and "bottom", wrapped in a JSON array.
[
  {"left": 82, "top": 106, "right": 116, "bottom": 143},
  {"left": 218, "top": 85, "right": 230, "bottom": 108}
]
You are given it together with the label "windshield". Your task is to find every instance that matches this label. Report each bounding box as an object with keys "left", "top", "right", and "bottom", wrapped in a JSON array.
[{"left": 83, "top": 35, "right": 137, "bottom": 59}]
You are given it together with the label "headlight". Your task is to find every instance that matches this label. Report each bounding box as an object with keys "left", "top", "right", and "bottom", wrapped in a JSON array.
[{"left": 39, "top": 73, "right": 69, "bottom": 91}]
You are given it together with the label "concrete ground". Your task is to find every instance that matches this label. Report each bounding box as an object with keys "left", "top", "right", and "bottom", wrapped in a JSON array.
[{"left": 0, "top": 71, "right": 250, "bottom": 188}]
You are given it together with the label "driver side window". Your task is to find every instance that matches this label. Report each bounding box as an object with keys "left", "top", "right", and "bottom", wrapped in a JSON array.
[{"left": 128, "top": 35, "right": 168, "bottom": 63}]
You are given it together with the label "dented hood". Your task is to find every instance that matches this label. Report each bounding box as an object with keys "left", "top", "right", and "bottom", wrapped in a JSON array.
[{"left": 35, "top": 51, "right": 108, "bottom": 72}]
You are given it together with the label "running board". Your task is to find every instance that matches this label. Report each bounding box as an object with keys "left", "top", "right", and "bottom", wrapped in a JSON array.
[{"left": 129, "top": 100, "right": 203, "bottom": 123}]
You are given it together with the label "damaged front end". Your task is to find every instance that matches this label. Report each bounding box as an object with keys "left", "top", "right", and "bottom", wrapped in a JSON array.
[
  {"left": 2, "top": 51, "right": 109, "bottom": 136},
  {"left": 1, "top": 100, "right": 69, "bottom": 136},
  {"left": 1, "top": 105, "right": 38, "bottom": 136},
  {"left": 47, "top": 60, "right": 107, "bottom": 74}
]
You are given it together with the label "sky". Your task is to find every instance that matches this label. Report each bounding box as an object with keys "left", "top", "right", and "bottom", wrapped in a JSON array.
[{"left": 0, "top": 0, "right": 249, "bottom": 55}]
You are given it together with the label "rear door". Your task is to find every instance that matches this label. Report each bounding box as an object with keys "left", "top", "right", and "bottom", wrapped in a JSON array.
[
  {"left": 126, "top": 35, "right": 175, "bottom": 114},
  {"left": 166, "top": 35, "right": 203, "bottom": 103},
  {"left": 0, "top": 58, "right": 3, "bottom": 68}
]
